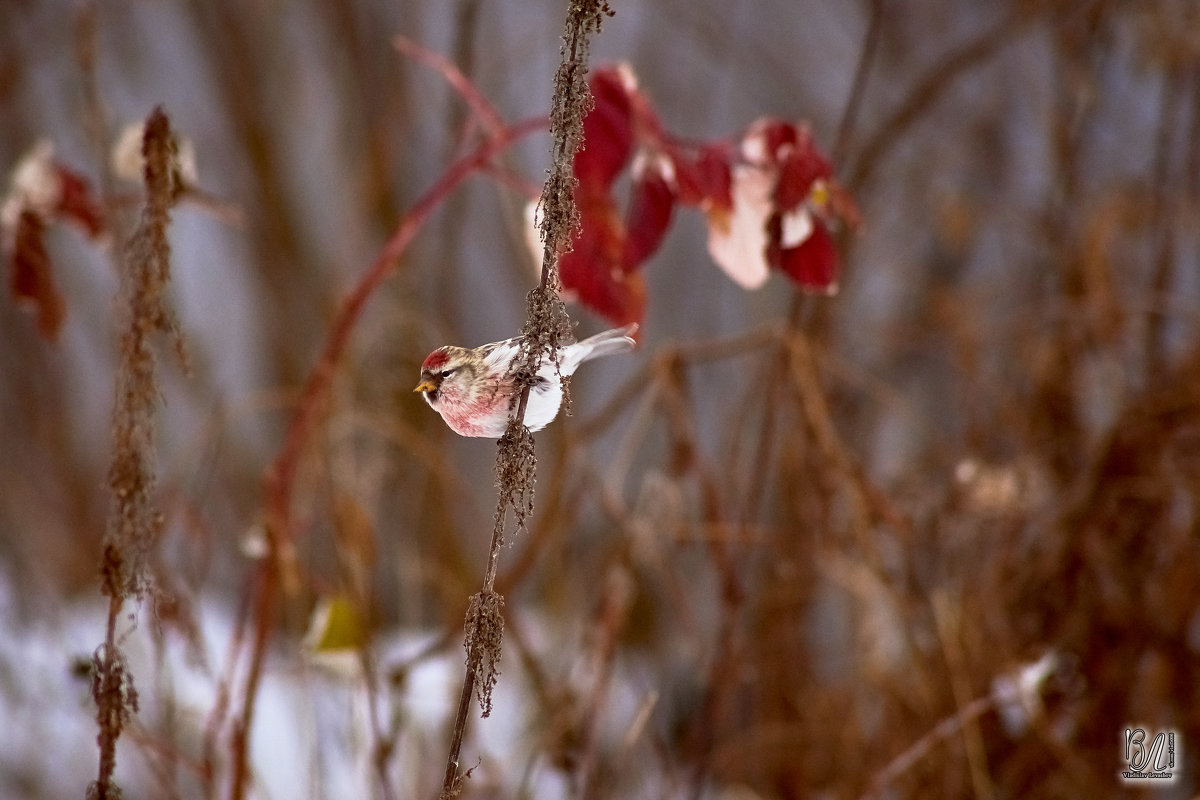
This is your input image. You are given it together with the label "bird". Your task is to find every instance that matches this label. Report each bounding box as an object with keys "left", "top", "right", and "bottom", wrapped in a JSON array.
[{"left": 414, "top": 325, "right": 638, "bottom": 437}]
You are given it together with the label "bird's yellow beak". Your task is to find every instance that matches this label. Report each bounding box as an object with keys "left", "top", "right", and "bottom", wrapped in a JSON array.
[{"left": 414, "top": 379, "right": 436, "bottom": 393}]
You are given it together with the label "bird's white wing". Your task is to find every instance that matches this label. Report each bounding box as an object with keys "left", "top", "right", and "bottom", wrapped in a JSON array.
[{"left": 479, "top": 336, "right": 524, "bottom": 372}]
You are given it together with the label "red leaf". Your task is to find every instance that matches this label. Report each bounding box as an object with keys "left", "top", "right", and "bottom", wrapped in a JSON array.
[
  {"left": 560, "top": 246, "right": 645, "bottom": 328},
  {"left": 773, "top": 145, "right": 832, "bottom": 212},
  {"left": 53, "top": 164, "right": 105, "bottom": 239},
  {"left": 570, "top": 188, "right": 624, "bottom": 275},
  {"left": 10, "top": 211, "right": 66, "bottom": 341},
  {"left": 575, "top": 69, "right": 635, "bottom": 190},
  {"left": 742, "top": 118, "right": 798, "bottom": 167},
  {"left": 740, "top": 118, "right": 833, "bottom": 212},
  {"left": 776, "top": 218, "right": 838, "bottom": 294},
  {"left": 622, "top": 155, "right": 675, "bottom": 272},
  {"left": 756, "top": 119, "right": 799, "bottom": 160},
  {"left": 559, "top": 176, "right": 645, "bottom": 327},
  {"left": 672, "top": 144, "right": 733, "bottom": 213}
]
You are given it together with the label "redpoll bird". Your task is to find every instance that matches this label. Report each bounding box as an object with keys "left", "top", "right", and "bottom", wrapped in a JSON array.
[{"left": 414, "top": 325, "right": 638, "bottom": 437}]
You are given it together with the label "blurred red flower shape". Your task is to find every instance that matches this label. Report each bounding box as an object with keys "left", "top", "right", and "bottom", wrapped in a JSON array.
[
  {"left": 532, "top": 66, "right": 860, "bottom": 326},
  {"left": 3, "top": 141, "right": 107, "bottom": 342}
]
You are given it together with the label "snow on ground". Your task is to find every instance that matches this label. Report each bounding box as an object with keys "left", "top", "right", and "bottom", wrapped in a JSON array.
[{"left": 0, "top": 569, "right": 671, "bottom": 799}]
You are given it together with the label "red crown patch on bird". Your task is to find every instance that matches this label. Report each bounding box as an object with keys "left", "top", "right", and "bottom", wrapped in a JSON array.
[{"left": 421, "top": 349, "right": 452, "bottom": 371}]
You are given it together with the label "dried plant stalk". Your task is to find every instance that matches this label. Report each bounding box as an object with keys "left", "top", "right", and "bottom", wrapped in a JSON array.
[
  {"left": 440, "top": 2, "right": 613, "bottom": 797},
  {"left": 91, "top": 106, "right": 186, "bottom": 800}
]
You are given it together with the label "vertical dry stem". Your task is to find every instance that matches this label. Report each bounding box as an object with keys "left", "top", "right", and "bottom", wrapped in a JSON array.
[
  {"left": 440, "top": 2, "right": 612, "bottom": 797},
  {"left": 91, "top": 106, "right": 185, "bottom": 800}
]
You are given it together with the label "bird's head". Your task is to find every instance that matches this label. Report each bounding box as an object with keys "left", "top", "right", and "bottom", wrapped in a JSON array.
[{"left": 414, "top": 346, "right": 475, "bottom": 406}]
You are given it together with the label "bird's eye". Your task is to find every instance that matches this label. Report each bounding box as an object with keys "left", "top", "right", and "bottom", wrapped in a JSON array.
[{"left": 440, "top": 369, "right": 454, "bottom": 378}]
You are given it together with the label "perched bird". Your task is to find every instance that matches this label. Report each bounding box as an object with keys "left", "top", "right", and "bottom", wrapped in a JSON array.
[{"left": 414, "top": 325, "right": 638, "bottom": 437}]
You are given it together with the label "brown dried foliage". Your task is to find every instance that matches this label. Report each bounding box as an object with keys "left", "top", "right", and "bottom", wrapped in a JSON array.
[
  {"left": 104, "top": 107, "right": 187, "bottom": 600},
  {"left": 494, "top": 424, "right": 537, "bottom": 542},
  {"left": 463, "top": 590, "right": 506, "bottom": 718},
  {"left": 91, "top": 106, "right": 187, "bottom": 800}
]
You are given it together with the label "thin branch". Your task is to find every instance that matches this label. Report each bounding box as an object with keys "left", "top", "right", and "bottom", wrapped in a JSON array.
[
  {"left": 1144, "top": 63, "right": 1191, "bottom": 379},
  {"left": 783, "top": 331, "right": 914, "bottom": 542},
  {"left": 260, "top": 114, "right": 544, "bottom": 557},
  {"left": 831, "top": 0, "right": 884, "bottom": 166},
  {"left": 931, "top": 593, "right": 996, "bottom": 799},
  {"left": 576, "top": 565, "right": 636, "bottom": 800},
  {"left": 393, "top": 35, "right": 507, "bottom": 138},
  {"left": 847, "top": 9, "right": 1027, "bottom": 191},
  {"left": 859, "top": 696, "right": 995, "bottom": 800},
  {"left": 233, "top": 114, "right": 544, "bottom": 800},
  {"left": 575, "top": 323, "right": 786, "bottom": 440}
]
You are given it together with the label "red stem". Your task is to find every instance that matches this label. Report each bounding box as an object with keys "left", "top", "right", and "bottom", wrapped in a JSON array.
[
  {"left": 262, "top": 114, "right": 544, "bottom": 547},
  {"left": 228, "top": 114, "right": 545, "bottom": 800},
  {"left": 393, "top": 36, "right": 507, "bottom": 138}
]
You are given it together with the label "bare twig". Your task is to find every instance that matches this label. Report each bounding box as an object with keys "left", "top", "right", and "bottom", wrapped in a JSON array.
[
  {"left": 783, "top": 331, "right": 914, "bottom": 542},
  {"left": 847, "top": 9, "right": 1027, "bottom": 191},
  {"left": 1144, "top": 63, "right": 1191, "bottom": 379},
  {"left": 576, "top": 564, "right": 636, "bottom": 800},
  {"left": 859, "top": 696, "right": 995, "bottom": 800},
  {"left": 831, "top": 0, "right": 884, "bottom": 166},
  {"left": 394, "top": 35, "right": 507, "bottom": 138},
  {"left": 930, "top": 593, "right": 995, "bottom": 799}
]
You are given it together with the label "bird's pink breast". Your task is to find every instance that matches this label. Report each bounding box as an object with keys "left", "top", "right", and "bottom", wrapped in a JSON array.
[{"left": 439, "top": 393, "right": 511, "bottom": 437}]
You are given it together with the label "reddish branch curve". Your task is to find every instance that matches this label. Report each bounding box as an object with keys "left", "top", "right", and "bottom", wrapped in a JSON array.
[{"left": 230, "top": 112, "right": 544, "bottom": 800}]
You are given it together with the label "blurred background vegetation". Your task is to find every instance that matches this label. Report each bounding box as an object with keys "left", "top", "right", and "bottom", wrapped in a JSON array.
[{"left": 1, "top": 0, "right": 1198, "bottom": 798}]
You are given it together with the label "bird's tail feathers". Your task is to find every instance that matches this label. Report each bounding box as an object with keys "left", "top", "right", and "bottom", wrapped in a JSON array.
[{"left": 578, "top": 324, "right": 638, "bottom": 362}]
